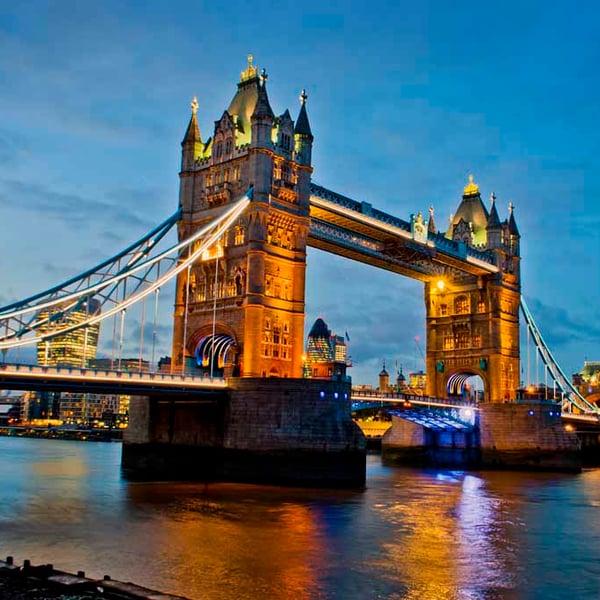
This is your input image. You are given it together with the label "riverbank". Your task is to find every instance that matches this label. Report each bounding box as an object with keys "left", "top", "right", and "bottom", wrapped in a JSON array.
[
  {"left": 0, "top": 557, "right": 188, "bottom": 600},
  {"left": 0, "top": 426, "right": 122, "bottom": 442}
]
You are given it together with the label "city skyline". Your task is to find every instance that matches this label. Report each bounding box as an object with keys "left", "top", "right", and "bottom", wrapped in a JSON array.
[{"left": 1, "top": 1, "right": 599, "bottom": 385}]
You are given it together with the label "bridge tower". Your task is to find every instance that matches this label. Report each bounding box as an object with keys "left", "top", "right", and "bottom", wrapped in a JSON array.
[
  {"left": 172, "top": 57, "right": 313, "bottom": 378},
  {"left": 425, "top": 176, "right": 521, "bottom": 402}
]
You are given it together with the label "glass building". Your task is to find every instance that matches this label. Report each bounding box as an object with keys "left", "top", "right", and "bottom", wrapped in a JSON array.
[
  {"left": 36, "top": 299, "right": 101, "bottom": 367},
  {"left": 304, "top": 318, "right": 348, "bottom": 380}
]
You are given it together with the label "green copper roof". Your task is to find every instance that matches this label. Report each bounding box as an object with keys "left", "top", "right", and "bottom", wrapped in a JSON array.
[
  {"left": 446, "top": 176, "right": 490, "bottom": 246},
  {"left": 227, "top": 76, "right": 261, "bottom": 146}
]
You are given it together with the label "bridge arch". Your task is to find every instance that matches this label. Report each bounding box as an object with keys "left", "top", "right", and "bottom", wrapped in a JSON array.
[
  {"left": 185, "top": 323, "right": 239, "bottom": 377},
  {"left": 446, "top": 370, "right": 487, "bottom": 403}
]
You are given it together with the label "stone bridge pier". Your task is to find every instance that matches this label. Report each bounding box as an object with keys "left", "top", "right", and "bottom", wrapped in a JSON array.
[{"left": 122, "top": 378, "right": 366, "bottom": 487}]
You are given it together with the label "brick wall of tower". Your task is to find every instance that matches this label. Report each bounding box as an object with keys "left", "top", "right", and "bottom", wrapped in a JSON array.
[
  {"left": 173, "top": 73, "right": 312, "bottom": 379},
  {"left": 425, "top": 271, "right": 521, "bottom": 402}
]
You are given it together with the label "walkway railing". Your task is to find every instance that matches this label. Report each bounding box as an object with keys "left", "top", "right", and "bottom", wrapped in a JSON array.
[{"left": 0, "top": 362, "right": 227, "bottom": 389}]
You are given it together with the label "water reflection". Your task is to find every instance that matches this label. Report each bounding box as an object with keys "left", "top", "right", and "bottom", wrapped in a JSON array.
[{"left": 1, "top": 439, "right": 600, "bottom": 599}]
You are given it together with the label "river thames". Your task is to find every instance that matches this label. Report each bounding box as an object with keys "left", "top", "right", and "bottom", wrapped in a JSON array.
[{"left": 0, "top": 437, "right": 598, "bottom": 600}]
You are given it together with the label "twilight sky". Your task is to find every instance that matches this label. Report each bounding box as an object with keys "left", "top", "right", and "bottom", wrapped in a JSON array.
[{"left": 1, "top": 1, "right": 599, "bottom": 386}]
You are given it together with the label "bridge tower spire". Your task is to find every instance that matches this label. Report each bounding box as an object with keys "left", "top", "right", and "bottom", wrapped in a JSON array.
[
  {"left": 171, "top": 58, "right": 313, "bottom": 378},
  {"left": 425, "top": 175, "right": 521, "bottom": 402}
]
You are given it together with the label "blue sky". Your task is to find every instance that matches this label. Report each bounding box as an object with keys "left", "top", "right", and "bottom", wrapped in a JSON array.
[{"left": 1, "top": 0, "right": 599, "bottom": 385}]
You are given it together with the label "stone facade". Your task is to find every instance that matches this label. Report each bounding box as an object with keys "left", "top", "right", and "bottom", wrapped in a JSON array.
[
  {"left": 171, "top": 58, "right": 313, "bottom": 379},
  {"left": 425, "top": 178, "right": 521, "bottom": 402}
]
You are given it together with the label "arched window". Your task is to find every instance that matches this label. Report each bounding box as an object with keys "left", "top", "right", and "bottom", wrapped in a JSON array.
[{"left": 455, "top": 295, "right": 470, "bottom": 315}]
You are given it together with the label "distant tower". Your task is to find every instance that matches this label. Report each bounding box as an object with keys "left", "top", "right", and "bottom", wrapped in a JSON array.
[
  {"left": 172, "top": 57, "right": 313, "bottom": 378},
  {"left": 36, "top": 299, "right": 101, "bottom": 367},
  {"left": 425, "top": 175, "right": 521, "bottom": 402},
  {"left": 378, "top": 361, "right": 390, "bottom": 393},
  {"left": 396, "top": 365, "right": 407, "bottom": 391}
]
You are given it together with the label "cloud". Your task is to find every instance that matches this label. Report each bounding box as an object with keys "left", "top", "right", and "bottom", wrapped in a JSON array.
[
  {"left": 525, "top": 297, "right": 600, "bottom": 349},
  {"left": 0, "top": 179, "right": 156, "bottom": 230},
  {"left": 0, "top": 128, "right": 28, "bottom": 165}
]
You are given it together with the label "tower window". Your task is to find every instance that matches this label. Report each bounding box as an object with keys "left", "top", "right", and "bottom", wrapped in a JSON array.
[
  {"left": 234, "top": 226, "right": 244, "bottom": 245},
  {"left": 225, "top": 139, "right": 233, "bottom": 155},
  {"left": 439, "top": 303, "right": 448, "bottom": 316},
  {"left": 455, "top": 295, "right": 470, "bottom": 315}
]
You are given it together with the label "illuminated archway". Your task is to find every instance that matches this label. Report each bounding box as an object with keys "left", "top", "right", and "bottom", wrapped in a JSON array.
[
  {"left": 446, "top": 371, "right": 486, "bottom": 403},
  {"left": 195, "top": 333, "right": 236, "bottom": 377}
]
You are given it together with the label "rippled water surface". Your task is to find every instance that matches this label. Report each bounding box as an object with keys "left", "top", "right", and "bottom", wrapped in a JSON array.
[{"left": 1, "top": 437, "right": 599, "bottom": 599}]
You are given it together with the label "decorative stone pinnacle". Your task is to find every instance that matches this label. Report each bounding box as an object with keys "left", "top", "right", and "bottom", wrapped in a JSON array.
[
  {"left": 429, "top": 205, "right": 434, "bottom": 216},
  {"left": 300, "top": 89, "right": 308, "bottom": 105},
  {"left": 241, "top": 54, "right": 258, "bottom": 81},
  {"left": 191, "top": 96, "right": 198, "bottom": 115},
  {"left": 463, "top": 174, "right": 479, "bottom": 195}
]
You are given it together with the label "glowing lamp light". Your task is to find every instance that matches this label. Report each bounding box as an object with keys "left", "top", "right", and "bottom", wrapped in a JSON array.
[
  {"left": 319, "top": 391, "right": 325, "bottom": 398},
  {"left": 528, "top": 410, "right": 535, "bottom": 416},
  {"left": 334, "top": 392, "right": 339, "bottom": 399},
  {"left": 436, "top": 279, "right": 445, "bottom": 292}
]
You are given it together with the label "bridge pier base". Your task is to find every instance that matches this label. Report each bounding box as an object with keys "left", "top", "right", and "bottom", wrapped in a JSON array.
[
  {"left": 479, "top": 402, "right": 581, "bottom": 472},
  {"left": 381, "top": 416, "right": 480, "bottom": 468},
  {"left": 381, "top": 402, "right": 581, "bottom": 472},
  {"left": 121, "top": 379, "right": 366, "bottom": 488}
]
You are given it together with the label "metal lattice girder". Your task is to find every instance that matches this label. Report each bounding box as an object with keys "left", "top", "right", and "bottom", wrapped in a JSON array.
[
  {"left": 521, "top": 297, "right": 599, "bottom": 415},
  {"left": 0, "top": 188, "right": 253, "bottom": 350}
]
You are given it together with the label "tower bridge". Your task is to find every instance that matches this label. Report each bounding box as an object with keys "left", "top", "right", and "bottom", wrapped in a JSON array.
[{"left": 1, "top": 56, "right": 598, "bottom": 484}]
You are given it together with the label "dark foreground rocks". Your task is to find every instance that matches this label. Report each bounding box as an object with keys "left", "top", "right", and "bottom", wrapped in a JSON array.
[{"left": 0, "top": 557, "right": 189, "bottom": 600}]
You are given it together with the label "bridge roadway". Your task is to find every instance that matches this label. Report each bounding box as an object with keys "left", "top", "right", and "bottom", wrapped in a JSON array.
[
  {"left": 1, "top": 363, "right": 597, "bottom": 427},
  {"left": 308, "top": 183, "right": 499, "bottom": 281},
  {"left": 0, "top": 363, "right": 226, "bottom": 396}
]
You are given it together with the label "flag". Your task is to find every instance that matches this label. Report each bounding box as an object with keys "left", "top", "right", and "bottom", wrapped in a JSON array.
[{"left": 345, "top": 330, "right": 350, "bottom": 342}]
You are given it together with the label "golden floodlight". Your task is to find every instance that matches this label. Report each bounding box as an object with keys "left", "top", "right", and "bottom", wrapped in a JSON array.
[{"left": 436, "top": 279, "right": 445, "bottom": 292}]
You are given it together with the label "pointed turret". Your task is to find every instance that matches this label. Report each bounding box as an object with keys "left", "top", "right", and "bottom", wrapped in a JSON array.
[
  {"left": 508, "top": 202, "right": 520, "bottom": 236},
  {"left": 294, "top": 89, "right": 313, "bottom": 166},
  {"left": 486, "top": 192, "right": 502, "bottom": 249},
  {"left": 250, "top": 69, "right": 274, "bottom": 149},
  {"left": 428, "top": 206, "right": 437, "bottom": 234},
  {"left": 507, "top": 202, "right": 520, "bottom": 255},
  {"left": 181, "top": 96, "right": 202, "bottom": 171},
  {"left": 294, "top": 90, "right": 313, "bottom": 138},
  {"left": 252, "top": 70, "right": 275, "bottom": 120}
]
